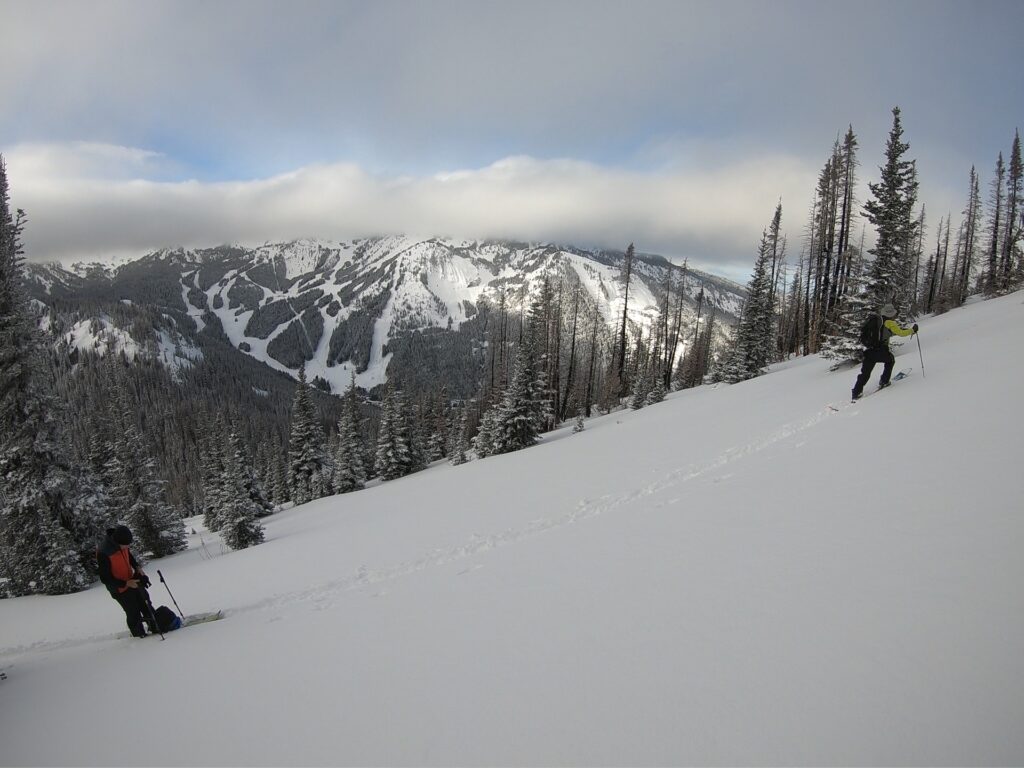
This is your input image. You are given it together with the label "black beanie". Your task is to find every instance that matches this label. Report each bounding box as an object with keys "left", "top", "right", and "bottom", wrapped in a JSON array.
[{"left": 112, "top": 525, "right": 133, "bottom": 545}]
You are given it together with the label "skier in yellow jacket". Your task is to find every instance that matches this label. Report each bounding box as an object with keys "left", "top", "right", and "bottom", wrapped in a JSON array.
[{"left": 852, "top": 303, "right": 917, "bottom": 400}]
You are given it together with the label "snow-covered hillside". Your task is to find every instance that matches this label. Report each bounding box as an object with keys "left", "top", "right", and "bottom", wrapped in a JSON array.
[{"left": 2, "top": 292, "right": 1022, "bottom": 766}]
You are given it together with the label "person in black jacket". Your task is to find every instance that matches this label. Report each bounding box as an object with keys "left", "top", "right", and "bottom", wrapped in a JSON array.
[
  {"left": 97, "top": 525, "right": 155, "bottom": 637},
  {"left": 852, "top": 303, "right": 918, "bottom": 400}
]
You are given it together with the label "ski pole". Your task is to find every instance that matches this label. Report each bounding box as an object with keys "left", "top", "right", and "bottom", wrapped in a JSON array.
[
  {"left": 142, "top": 593, "right": 165, "bottom": 641},
  {"left": 157, "top": 570, "right": 185, "bottom": 619},
  {"left": 916, "top": 332, "right": 926, "bottom": 379}
]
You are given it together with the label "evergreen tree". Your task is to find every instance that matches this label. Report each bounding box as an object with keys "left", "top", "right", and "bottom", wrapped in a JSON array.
[
  {"left": 615, "top": 243, "right": 635, "bottom": 398},
  {"left": 201, "top": 414, "right": 229, "bottom": 531},
  {"left": 449, "top": 407, "right": 469, "bottom": 465},
  {"left": 287, "top": 366, "right": 328, "bottom": 504},
  {"left": 0, "top": 156, "right": 108, "bottom": 595},
  {"left": 219, "top": 427, "right": 265, "bottom": 550},
  {"left": 720, "top": 204, "right": 781, "bottom": 382},
  {"left": 333, "top": 374, "right": 367, "bottom": 493},
  {"left": 232, "top": 421, "right": 273, "bottom": 518},
  {"left": 426, "top": 391, "right": 449, "bottom": 462},
  {"left": 820, "top": 245, "right": 873, "bottom": 362},
  {"left": 646, "top": 371, "right": 667, "bottom": 405},
  {"left": 472, "top": 402, "right": 501, "bottom": 459},
  {"left": 408, "top": 401, "right": 429, "bottom": 472},
  {"left": 629, "top": 337, "right": 655, "bottom": 408},
  {"left": 985, "top": 152, "right": 1006, "bottom": 295},
  {"left": 493, "top": 345, "right": 542, "bottom": 453},
  {"left": 107, "top": 403, "right": 187, "bottom": 558},
  {"left": 273, "top": 445, "right": 290, "bottom": 507},
  {"left": 863, "top": 107, "right": 920, "bottom": 311},
  {"left": 999, "top": 130, "right": 1022, "bottom": 291},
  {"left": 955, "top": 166, "right": 983, "bottom": 305},
  {"left": 375, "top": 381, "right": 414, "bottom": 480},
  {"left": 680, "top": 307, "right": 717, "bottom": 388},
  {"left": 573, "top": 407, "right": 586, "bottom": 433}
]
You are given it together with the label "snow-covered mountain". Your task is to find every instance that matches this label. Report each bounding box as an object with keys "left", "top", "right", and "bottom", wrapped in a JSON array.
[
  {"left": 26, "top": 237, "right": 745, "bottom": 394},
  {"left": 2, "top": 290, "right": 1021, "bottom": 765}
]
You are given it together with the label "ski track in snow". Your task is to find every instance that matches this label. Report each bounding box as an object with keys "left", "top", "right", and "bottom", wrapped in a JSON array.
[
  {"left": 236, "top": 405, "right": 839, "bottom": 616},
  {"left": 0, "top": 406, "right": 837, "bottom": 661}
]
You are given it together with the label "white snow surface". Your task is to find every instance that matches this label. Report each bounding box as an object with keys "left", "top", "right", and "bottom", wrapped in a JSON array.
[{"left": 2, "top": 291, "right": 1023, "bottom": 766}]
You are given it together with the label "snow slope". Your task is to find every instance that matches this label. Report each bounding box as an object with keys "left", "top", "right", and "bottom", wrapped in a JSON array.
[{"left": 2, "top": 292, "right": 1022, "bottom": 766}]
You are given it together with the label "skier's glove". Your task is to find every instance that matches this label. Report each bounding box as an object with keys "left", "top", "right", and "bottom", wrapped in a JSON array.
[
  {"left": 140, "top": 575, "right": 152, "bottom": 588},
  {"left": 912, "top": 323, "right": 919, "bottom": 333}
]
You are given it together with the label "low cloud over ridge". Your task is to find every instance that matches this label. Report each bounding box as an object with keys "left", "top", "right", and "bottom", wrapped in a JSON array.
[{"left": 5, "top": 142, "right": 815, "bottom": 278}]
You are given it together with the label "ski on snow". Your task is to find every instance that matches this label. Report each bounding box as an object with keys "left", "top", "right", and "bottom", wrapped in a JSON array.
[
  {"left": 827, "top": 368, "right": 913, "bottom": 411},
  {"left": 182, "top": 610, "right": 224, "bottom": 627},
  {"left": 116, "top": 610, "right": 224, "bottom": 640}
]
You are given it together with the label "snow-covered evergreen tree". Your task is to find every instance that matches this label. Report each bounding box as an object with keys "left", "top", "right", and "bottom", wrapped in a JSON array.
[
  {"left": 108, "top": 413, "right": 187, "bottom": 558},
  {"left": 675, "top": 307, "right": 717, "bottom": 390},
  {"left": 273, "top": 446, "right": 290, "bottom": 506},
  {"left": 232, "top": 423, "right": 273, "bottom": 519},
  {"left": 863, "top": 106, "right": 919, "bottom": 312},
  {"left": 820, "top": 246, "right": 873, "bottom": 362},
  {"left": 719, "top": 204, "right": 781, "bottom": 383},
  {"left": 219, "top": 427, "right": 265, "bottom": 550},
  {"left": 408, "top": 401, "right": 429, "bottom": 473},
  {"left": 646, "top": 372, "right": 667, "bottom": 405},
  {"left": 333, "top": 374, "right": 366, "bottom": 493},
  {"left": 493, "top": 345, "right": 542, "bottom": 453},
  {"left": 998, "top": 130, "right": 1022, "bottom": 292},
  {"left": 427, "top": 391, "right": 450, "bottom": 462},
  {"left": 0, "top": 156, "right": 108, "bottom": 595},
  {"left": 449, "top": 407, "right": 469, "bottom": 465},
  {"left": 573, "top": 407, "right": 586, "bottom": 433},
  {"left": 287, "top": 366, "right": 328, "bottom": 504},
  {"left": 629, "top": 339, "right": 654, "bottom": 409},
  {"left": 473, "top": 403, "right": 501, "bottom": 459},
  {"left": 201, "top": 414, "right": 229, "bottom": 531},
  {"left": 375, "top": 381, "right": 415, "bottom": 481}
]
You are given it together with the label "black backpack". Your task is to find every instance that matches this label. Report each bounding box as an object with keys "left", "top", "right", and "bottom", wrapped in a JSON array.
[
  {"left": 860, "top": 313, "right": 882, "bottom": 348},
  {"left": 154, "top": 605, "right": 182, "bottom": 632}
]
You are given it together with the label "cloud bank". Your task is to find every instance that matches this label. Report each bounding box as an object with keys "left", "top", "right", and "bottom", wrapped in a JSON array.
[{"left": 5, "top": 142, "right": 815, "bottom": 279}]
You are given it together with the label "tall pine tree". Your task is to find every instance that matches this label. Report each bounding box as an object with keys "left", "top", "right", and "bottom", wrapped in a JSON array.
[
  {"left": 375, "top": 381, "right": 415, "bottom": 481},
  {"left": 333, "top": 373, "right": 367, "bottom": 493},
  {"left": 287, "top": 366, "right": 328, "bottom": 504},
  {"left": 863, "top": 107, "right": 920, "bottom": 313},
  {"left": 219, "top": 427, "right": 265, "bottom": 550},
  {"left": 1, "top": 156, "right": 109, "bottom": 595},
  {"left": 718, "top": 204, "right": 782, "bottom": 383}
]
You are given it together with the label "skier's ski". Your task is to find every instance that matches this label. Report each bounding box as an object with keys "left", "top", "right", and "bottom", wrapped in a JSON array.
[
  {"left": 112, "top": 611, "right": 223, "bottom": 639},
  {"left": 182, "top": 610, "right": 224, "bottom": 627},
  {"left": 829, "top": 368, "right": 913, "bottom": 411},
  {"left": 851, "top": 368, "right": 912, "bottom": 402}
]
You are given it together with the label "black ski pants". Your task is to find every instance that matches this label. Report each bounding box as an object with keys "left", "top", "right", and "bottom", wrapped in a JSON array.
[
  {"left": 111, "top": 587, "right": 155, "bottom": 637},
  {"left": 853, "top": 346, "right": 895, "bottom": 396}
]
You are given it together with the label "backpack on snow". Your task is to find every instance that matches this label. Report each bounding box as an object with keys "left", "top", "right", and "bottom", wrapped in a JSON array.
[
  {"left": 153, "top": 605, "right": 182, "bottom": 632},
  {"left": 860, "top": 313, "right": 882, "bottom": 348}
]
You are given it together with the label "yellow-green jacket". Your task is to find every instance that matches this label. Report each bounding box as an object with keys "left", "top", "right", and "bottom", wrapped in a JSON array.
[{"left": 881, "top": 318, "right": 915, "bottom": 346}]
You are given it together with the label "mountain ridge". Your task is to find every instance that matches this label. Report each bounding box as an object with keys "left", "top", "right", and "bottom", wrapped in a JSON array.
[{"left": 27, "top": 237, "right": 745, "bottom": 397}]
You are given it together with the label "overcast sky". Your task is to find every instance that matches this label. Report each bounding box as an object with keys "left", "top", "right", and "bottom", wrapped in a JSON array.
[{"left": 2, "top": 0, "right": 1022, "bottom": 280}]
